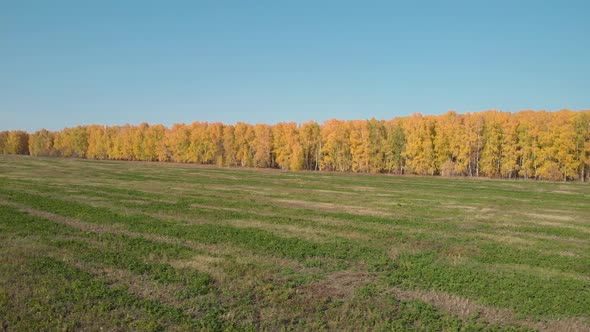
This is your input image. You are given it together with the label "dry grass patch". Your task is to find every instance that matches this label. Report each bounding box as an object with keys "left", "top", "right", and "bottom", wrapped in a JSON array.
[
  {"left": 0, "top": 200, "right": 211, "bottom": 252},
  {"left": 389, "top": 288, "right": 590, "bottom": 332},
  {"left": 224, "top": 219, "right": 338, "bottom": 243},
  {"left": 68, "top": 260, "right": 191, "bottom": 309},
  {"left": 490, "top": 263, "right": 590, "bottom": 282},
  {"left": 541, "top": 250, "right": 579, "bottom": 257},
  {"left": 190, "top": 203, "right": 243, "bottom": 213},
  {"left": 301, "top": 270, "right": 376, "bottom": 300},
  {"left": 439, "top": 245, "right": 480, "bottom": 265},
  {"left": 530, "top": 221, "right": 590, "bottom": 234},
  {"left": 0, "top": 237, "right": 55, "bottom": 265},
  {"left": 388, "top": 238, "right": 459, "bottom": 259},
  {"left": 518, "top": 232, "right": 589, "bottom": 244},
  {"left": 474, "top": 233, "right": 535, "bottom": 246},
  {"left": 273, "top": 198, "right": 395, "bottom": 218},
  {"left": 207, "top": 185, "right": 277, "bottom": 197},
  {"left": 442, "top": 203, "right": 479, "bottom": 211},
  {"left": 170, "top": 255, "right": 225, "bottom": 281},
  {"left": 525, "top": 212, "right": 575, "bottom": 222}
]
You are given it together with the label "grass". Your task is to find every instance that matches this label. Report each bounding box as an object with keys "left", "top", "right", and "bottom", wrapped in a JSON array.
[{"left": 0, "top": 154, "right": 589, "bottom": 331}]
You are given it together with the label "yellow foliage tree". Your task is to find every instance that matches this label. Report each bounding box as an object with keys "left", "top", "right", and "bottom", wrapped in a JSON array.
[
  {"left": 29, "top": 129, "right": 56, "bottom": 157},
  {"left": 4, "top": 110, "right": 590, "bottom": 182}
]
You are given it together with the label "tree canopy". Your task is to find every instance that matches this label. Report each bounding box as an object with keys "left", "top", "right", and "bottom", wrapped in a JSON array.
[{"left": 2, "top": 110, "right": 589, "bottom": 181}]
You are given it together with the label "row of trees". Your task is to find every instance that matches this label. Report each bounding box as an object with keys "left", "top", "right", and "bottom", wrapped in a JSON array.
[{"left": 2, "top": 110, "right": 590, "bottom": 181}]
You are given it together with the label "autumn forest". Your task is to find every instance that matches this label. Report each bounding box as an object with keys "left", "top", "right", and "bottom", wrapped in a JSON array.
[{"left": 2, "top": 110, "right": 590, "bottom": 182}]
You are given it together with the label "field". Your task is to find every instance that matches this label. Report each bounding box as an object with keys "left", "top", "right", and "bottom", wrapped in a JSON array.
[{"left": 0, "top": 155, "right": 589, "bottom": 331}]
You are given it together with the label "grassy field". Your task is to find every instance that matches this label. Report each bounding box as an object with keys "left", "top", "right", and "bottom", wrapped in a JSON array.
[{"left": 0, "top": 155, "right": 589, "bottom": 331}]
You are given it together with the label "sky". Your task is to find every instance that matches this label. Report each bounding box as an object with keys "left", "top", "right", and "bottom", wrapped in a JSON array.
[{"left": 1, "top": 0, "right": 589, "bottom": 132}]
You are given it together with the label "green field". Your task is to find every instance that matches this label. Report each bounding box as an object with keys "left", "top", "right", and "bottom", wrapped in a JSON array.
[{"left": 0, "top": 155, "right": 589, "bottom": 331}]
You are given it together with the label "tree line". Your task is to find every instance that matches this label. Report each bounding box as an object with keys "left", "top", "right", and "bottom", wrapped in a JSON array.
[{"left": 2, "top": 110, "right": 589, "bottom": 181}]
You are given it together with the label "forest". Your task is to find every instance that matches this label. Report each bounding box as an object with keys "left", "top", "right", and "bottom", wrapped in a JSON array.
[{"left": 2, "top": 110, "right": 590, "bottom": 182}]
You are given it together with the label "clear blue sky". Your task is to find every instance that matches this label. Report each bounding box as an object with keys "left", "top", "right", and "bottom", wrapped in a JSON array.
[{"left": 1, "top": 1, "right": 589, "bottom": 132}]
